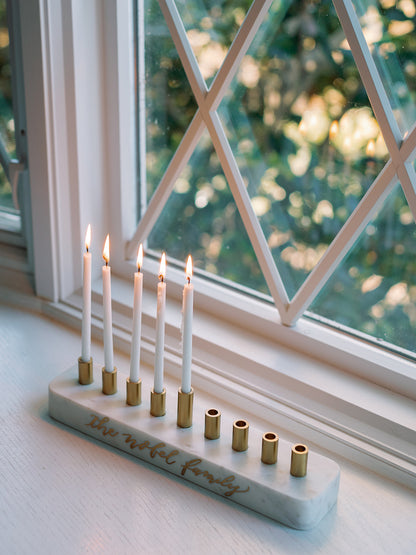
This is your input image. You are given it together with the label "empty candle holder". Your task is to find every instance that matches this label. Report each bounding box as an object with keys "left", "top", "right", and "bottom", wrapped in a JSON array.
[
  {"left": 126, "top": 377, "right": 142, "bottom": 406},
  {"left": 150, "top": 388, "right": 166, "bottom": 417},
  {"left": 290, "top": 443, "right": 308, "bottom": 477},
  {"left": 78, "top": 356, "right": 93, "bottom": 385},
  {"left": 204, "top": 408, "right": 221, "bottom": 440},
  {"left": 102, "top": 367, "right": 117, "bottom": 395},
  {"left": 232, "top": 419, "right": 249, "bottom": 452},
  {"left": 177, "top": 387, "right": 194, "bottom": 428},
  {"left": 261, "top": 432, "right": 279, "bottom": 465}
]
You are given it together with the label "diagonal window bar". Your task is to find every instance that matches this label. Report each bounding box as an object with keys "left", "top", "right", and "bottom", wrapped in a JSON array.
[
  {"left": 286, "top": 159, "right": 397, "bottom": 323},
  {"left": 128, "top": 0, "right": 416, "bottom": 330}
]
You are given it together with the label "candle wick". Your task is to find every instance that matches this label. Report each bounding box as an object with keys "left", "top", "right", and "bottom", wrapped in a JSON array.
[
  {"left": 106, "top": 260, "right": 108, "bottom": 267},
  {"left": 187, "top": 276, "right": 191, "bottom": 285},
  {"left": 86, "top": 246, "right": 89, "bottom": 253},
  {"left": 160, "top": 275, "right": 164, "bottom": 283}
]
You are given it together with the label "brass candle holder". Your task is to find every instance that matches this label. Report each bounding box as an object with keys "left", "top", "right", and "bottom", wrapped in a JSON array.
[
  {"left": 290, "top": 443, "right": 308, "bottom": 477},
  {"left": 177, "top": 387, "right": 194, "bottom": 428},
  {"left": 232, "top": 419, "right": 249, "bottom": 452},
  {"left": 150, "top": 388, "right": 166, "bottom": 417},
  {"left": 126, "top": 377, "right": 142, "bottom": 406},
  {"left": 261, "top": 432, "right": 279, "bottom": 465},
  {"left": 204, "top": 408, "right": 221, "bottom": 440},
  {"left": 102, "top": 367, "right": 117, "bottom": 395},
  {"left": 78, "top": 357, "right": 93, "bottom": 385}
]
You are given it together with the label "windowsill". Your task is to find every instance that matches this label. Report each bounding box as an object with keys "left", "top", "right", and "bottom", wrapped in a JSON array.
[
  {"left": 1, "top": 250, "right": 416, "bottom": 551},
  {"left": 42, "top": 266, "right": 416, "bottom": 491}
]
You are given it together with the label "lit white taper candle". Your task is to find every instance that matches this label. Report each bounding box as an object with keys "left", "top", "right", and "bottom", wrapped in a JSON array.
[
  {"left": 102, "top": 234, "right": 114, "bottom": 372},
  {"left": 81, "top": 224, "right": 92, "bottom": 362},
  {"left": 154, "top": 252, "right": 166, "bottom": 394},
  {"left": 181, "top": 255, "right": 193, "bottom": 394},
  {"left": 130, "top": 244, "right": 144, "bottom": 383}
]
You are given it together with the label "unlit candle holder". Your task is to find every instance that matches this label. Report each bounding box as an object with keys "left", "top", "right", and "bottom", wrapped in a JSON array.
[
  {"left": 205, "top": 408, "right": 221, "bottom": 440},
  {"left": 262, "top": 432, "right": 279, "bottom": 465},
  {"left": 49, "top": 363, "right": 340, "bottom": 530}
]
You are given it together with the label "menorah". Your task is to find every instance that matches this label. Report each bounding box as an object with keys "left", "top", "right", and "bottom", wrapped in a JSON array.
[{"left": 49, "top": 230, "right": 340, "bottom": 529}]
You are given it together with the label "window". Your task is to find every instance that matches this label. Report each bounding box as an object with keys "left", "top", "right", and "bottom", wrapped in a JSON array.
[
  {"left": 16, "top": 0, "right": 415, "bottom": 489},
  {"left": 130, "top": 0, "right": 416, "bottom": 359}
]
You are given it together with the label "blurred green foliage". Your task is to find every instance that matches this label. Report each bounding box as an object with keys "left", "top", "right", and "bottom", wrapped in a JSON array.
[
  {"left": 0, "top": 0, "right": 16, "bottom": 210},
  {"left": 142, "top": 0, "right": 416, "bottom": 352}
]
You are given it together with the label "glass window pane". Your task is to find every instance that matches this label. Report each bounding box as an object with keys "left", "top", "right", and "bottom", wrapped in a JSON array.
[
  {"left": 310, "top": 183, "right": 416, "bottom": 353},
  {"left": 138, "top": 0, "right": 416, "bottom": 355},
  {"left": 0, "top": 0, "right": 17, "bottom": 220},
  {"left": 353, "top": 0, "right": 416, "bottom": 134},
  {"left": 218, "top": 0, "right": 388, "bottom": 299},
  {"left": 175, "top": 0, "right": 252, "bottom": 87},
  {"left": 140, "top": 0, "right": 197, "bottom": 208},
  {"left": 147, "top": 129, "right": 268, "bottom": 293}
]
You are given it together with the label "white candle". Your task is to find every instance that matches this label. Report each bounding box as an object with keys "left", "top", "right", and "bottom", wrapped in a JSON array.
[
  {"left": 81, "top": 224, "right": 92, "bottom": 362},
  {"left": 154, "top": 252, "right": 166, "bottom": 393},
  {"left": 130, "top": 244, "right": 144, "bottom": 383},
  {"left": 181, "top": 255, "right": 193, "bottom": 393},
  {"left": 102, "top": 234, "right": 114, "bottom": 372}
]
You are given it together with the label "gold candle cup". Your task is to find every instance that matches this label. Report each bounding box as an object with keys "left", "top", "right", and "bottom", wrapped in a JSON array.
[
  {"left": 261, "top": 432, "right": 279, "bottom": 465},
  {"left": 290, "top": 443, "right": 308, "bottom": 477},
  {"left": 150, "top": 388, "right": 166, "bottom": 417},
  {"left": 204, "top": 408, "right": 221, "bottom": 440},
  {"left": 126, "top": 377, "right": 142, "bottom": 406},
  {"left": 78, "top": 356, "right": 93, "bottom": 385},
  {"left": 102, "top": 367, "right": 117, "bottom": 395},
  {"left": 177, "top": 387, "right": 194, "bottom": 428},
  {"left": 232, "top": 419, "right": 249, "bottom": 452}
]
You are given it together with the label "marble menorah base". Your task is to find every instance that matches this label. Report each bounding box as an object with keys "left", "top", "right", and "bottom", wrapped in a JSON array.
[{"left": 49, "top": 364, "right": 340, "bottom": 529}]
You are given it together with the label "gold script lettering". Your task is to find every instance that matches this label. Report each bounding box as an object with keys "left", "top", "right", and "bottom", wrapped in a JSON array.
[
  {"left": 84, "top": 415, "right": 248, "bottom": 497},
  {"left": 122, "top": 433, "right": 178, "bottom": 465},
  {"left": 180, "top": 458, "right": 249, "bottom": 497},
  {"left": 86, "top": 414, "right": 119, "bottom": 437}
]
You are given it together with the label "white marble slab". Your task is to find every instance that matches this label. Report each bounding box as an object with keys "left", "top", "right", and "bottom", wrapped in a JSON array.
[{"left": 49, "top": 365, "right": 340, "bottom": 529}]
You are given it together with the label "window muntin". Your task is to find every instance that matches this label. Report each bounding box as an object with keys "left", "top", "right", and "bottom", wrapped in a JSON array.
[
  {"left": 354, "top": 0, "right": 416, "bottom": 135},
  {"left": 310, "top": 181, "right": 416, "bottom": 351},
  {"left": 139, "top": 0, "right": 197, "bottom": 207},
  {"left": 133, "top": 0, "right": 416, "bottom": 357},
  {"left": 174, "top": 0, "right": 252, "bottom": 88},
  {"left": 147, "top": 129, "right": 268, "bottom": 292},
  {"left": 217, "top": 0, "right": 389, "bottom": 298}
]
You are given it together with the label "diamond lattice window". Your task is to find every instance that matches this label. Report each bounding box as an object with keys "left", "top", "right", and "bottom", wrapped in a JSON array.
[{"left": 128, "top": 0, "right": 416, "bottom": 354}]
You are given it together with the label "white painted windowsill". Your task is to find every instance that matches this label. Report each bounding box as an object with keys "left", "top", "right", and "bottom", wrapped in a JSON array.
[{"left": 1, "top": 258, "right": 416, "bottom": 553}]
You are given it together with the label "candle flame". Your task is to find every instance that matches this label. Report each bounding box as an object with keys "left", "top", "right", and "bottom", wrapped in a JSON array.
[
  {"left": 137, "top": 243, "right": 143, "bottom": 272},
  {"left": 298, "top": 120, "right": 307, "bottom": 136},
  {"left": 103, "top": 234, "right": 110, "bottom": 265},
  {"left": 329, "top": 120, "right": 339, "bottom": 142},
  {"left": 185, "top": 255, "right": 193, "bottom": 282},
  {"left": 85, "top": 224, "right": 91, "bottom": 252},
  {"left": 366, "top": 138, "right": 375, "bottom": 157},
  {"left": 159, "top": 252, "right": 166, "bottom": 282}
]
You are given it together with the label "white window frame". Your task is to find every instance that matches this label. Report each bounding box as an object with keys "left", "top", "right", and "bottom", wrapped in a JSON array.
[{"left": 19, "top": 0, "right": 416, "bottom": 490}]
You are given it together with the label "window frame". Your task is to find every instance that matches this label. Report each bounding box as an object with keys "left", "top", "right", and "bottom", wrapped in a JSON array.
[{"left": 19, "top": 0, "right": 416, "bottom": 490}]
